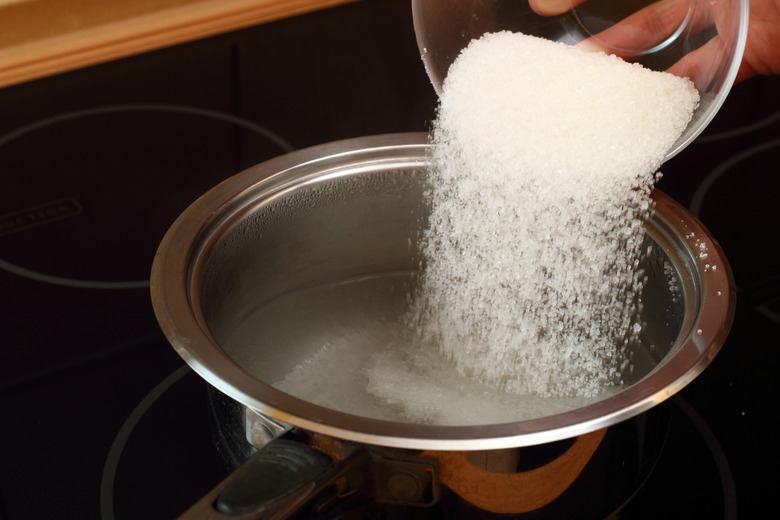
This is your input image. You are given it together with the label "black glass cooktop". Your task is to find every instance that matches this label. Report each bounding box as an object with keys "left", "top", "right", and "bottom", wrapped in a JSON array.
[{"left": 1, "top": 1, "right": 778, "bottom": 518}]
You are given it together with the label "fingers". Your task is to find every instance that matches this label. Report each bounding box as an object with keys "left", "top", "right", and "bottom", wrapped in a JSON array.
[
  {"left": 738, "top": 0, "right": 780, "bottom": 79},
  {"left": 528, "top": 0, "right": 588, "bottom": 16},
  {"left": 529, "top": 0, "right": 756, "bottom": 87},
  {"left": 666, "top": 36, "right": 730, "bottom": 88},
  {"left": 578, "top": 0, "right": 698, "bottom": 58}
]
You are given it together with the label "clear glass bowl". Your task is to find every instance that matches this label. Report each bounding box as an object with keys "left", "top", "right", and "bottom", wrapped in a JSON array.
[{"left": 412, "top": 0, "right": 749, "bottom": 160}]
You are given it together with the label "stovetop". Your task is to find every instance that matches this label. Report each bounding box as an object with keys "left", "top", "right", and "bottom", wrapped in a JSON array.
[{"left": 1, "top": 1, "right": 778, "bottom": 518}]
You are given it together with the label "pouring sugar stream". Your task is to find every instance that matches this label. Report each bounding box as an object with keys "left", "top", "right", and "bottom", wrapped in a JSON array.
[{"left": 408, "top": 31, "right": 700, "bottom": 400}]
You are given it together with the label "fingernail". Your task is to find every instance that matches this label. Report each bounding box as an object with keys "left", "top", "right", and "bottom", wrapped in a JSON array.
[{"left": 529, "top": 0, "right": 576, "bottom": 16}]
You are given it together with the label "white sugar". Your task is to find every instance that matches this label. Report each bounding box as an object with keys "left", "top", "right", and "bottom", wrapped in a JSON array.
[{"left": 411, "top": 32, "right": 699, "bottom": 398}]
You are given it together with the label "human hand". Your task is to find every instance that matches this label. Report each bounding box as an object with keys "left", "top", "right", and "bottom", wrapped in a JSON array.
[
  {"left": 737, "top": 0, "right": 780, "bottom": 80},
  {"left": 529, "top": 0, "right": 780, "bottom": 83}
]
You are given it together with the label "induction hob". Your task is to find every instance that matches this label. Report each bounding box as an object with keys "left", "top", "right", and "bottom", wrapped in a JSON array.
[{"left": 1, "top": 1, "right": 778, "bottom": 518}]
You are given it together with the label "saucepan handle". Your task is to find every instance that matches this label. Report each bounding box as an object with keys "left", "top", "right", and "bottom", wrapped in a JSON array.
[{"left": 178, "top": 438, "right": 367, "bottom": 519}]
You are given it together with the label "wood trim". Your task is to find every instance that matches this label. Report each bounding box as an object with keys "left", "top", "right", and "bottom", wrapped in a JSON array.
[
  {"left": 422, "top": 429, "right": 608, "bottom": 514},
  {"left": 0, "top": 0, "right": 359, "bottom": 89}
]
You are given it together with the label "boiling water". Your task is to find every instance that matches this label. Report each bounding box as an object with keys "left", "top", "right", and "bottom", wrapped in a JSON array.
[{"left": 221, "top": 271, "right": 660, "bottom": 426}]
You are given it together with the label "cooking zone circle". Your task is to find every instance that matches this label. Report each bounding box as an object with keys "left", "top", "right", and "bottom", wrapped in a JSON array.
[{"left": 0, "top": 104, "right": 293, "bottom": 289}]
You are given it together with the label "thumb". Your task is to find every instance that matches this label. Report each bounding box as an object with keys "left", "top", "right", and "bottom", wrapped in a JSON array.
[{"left": 529, "top": 0, "right": 588, "bottom": 16}]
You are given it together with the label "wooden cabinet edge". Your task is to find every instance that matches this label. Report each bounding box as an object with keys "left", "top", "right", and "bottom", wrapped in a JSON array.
[{"left": 0, "top": 0, "right": 358, "bottom": 88}]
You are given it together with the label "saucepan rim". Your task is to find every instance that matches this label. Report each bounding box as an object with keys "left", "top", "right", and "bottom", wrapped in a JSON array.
[{"left": 150, "top": 132, "right": 735, "bottom": 450}]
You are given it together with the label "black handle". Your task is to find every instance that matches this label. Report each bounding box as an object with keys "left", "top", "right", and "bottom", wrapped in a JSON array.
[{"left": 178, "top": 439, "right": 368, "bottom": 520}]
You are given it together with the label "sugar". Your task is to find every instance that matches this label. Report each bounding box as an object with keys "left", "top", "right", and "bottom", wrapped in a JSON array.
[{"left": 410, "top": 32, "right": 699, "bottom": 398}]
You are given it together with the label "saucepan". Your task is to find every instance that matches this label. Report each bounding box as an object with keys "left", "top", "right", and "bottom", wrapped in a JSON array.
[{"left": 150, "top": 133, "right": 734, "bottom": 518}]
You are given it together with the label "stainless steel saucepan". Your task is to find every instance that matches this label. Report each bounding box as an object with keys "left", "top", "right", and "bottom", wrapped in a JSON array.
[{"left": 151, "top": 133, "right": 734, "bottom": 518}]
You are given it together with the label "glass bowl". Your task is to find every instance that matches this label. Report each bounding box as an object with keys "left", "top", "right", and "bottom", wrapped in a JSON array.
[{"left": 412, "top": 0, "right": 749, "bottom": 160}]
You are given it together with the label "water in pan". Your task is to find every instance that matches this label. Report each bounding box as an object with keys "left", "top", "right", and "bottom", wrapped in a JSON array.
[{"left": 220, "top": 270, "right": 665, "bottom": 426}]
